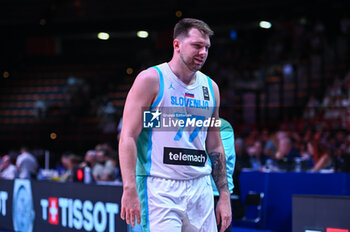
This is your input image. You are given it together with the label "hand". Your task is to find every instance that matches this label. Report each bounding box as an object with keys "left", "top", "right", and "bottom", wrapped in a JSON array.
[
  {"left": 120, "top": 188, "right": 141, "bottom": 227},
  {"left": 215, "top": 194, "right": 232, "bottom": 232}
]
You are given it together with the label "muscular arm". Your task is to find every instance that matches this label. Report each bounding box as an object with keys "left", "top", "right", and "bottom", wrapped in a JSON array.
[
  {"left": 118, "top": 68, "right": 159, "bottom": 225},
  {"left": 209, "top": 151, "right": 230, "bottom": 194},
  {"left": 206, "top": 80, "right": 229, "bottom": 195},
  {"left": 206, "top": 80, "right": 231, "bottom": 232}
]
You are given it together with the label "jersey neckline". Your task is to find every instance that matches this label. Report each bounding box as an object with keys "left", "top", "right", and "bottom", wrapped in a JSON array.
[{"left": 164, "top": 62, "right": 201, "bottom": 90}]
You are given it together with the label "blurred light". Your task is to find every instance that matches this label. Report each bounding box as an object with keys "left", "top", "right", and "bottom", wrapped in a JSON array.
[
  {"left": 259, "top": 21, "right": 272, "bottom": 29},
  {"left": 126, "top": 68, "right": 134, "bottom": 75},
  {"left": 300, "top": 17, "right": 307, "bottom": 25},
  {"left": 283, "top": 64, "right": 293, "bottom": 76},
  {"left": 176, "top": 10, "right": 182, "bottom": 18},
  {"left": 230, "top": 30, "right": 237, "bottom": 40},
  {"left": 3, "top": 71, "right": 9, "bottom": 79},
  {"left": 39, "top": 18, "right": 47, "bottom": 26},
  {"left": 77, "top": 169, "right": 84, "bottom": 181},
  {"left": 74, "top": 0, "right": 82, "bottom": 7},
  {"left": 50, "top": 132, "right": 57, "bottom": 140},
  {"left": 137, "top": 31, "right": 149, "bottom": 38},
  {"left": 326, "top": 229, "right": 349, "bottom": 232},
  {"left": 97, "top": 32, "right": 110, "bottom": 40}
]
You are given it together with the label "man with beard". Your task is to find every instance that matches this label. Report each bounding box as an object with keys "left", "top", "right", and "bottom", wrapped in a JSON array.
[{"left": 119, "top": 18, "right": 231, "bottom": 232}]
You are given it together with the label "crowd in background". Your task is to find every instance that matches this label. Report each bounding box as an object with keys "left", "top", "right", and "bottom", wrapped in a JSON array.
[
  {"left": 1, "top": 111, "right": 349, "bottom": 183},
  {"left": 0, "top": 143, "right": 121, "bottom": 184},
  {"left": 234, "top": 69, "right": 350, "bottom": 173},
  {"left": 1, "top": 16, "right": 350, "bottom": 183},
  {"left": 234, "top": 122, "right": 349, "bottom": 174}
]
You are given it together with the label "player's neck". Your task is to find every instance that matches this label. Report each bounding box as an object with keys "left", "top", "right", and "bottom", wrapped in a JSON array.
[{"left": 168, "top": 59, "right": 196, "bottom": 85}]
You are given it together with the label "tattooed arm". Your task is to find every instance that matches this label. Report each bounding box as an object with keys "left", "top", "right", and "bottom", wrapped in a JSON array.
[
  {"left": 206, "top": 80, "right": 231, "bottom": 232},
  {"left": 208, "top": 152, "right": 230, "bottom": 195}
]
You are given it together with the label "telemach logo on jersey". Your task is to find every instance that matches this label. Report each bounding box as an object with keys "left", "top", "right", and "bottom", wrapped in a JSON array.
[
  {"left": 163, "top": 147, "right": 207, "bottom": 166},
  {"left": 143, "top": 108, "right": 221, "bottom": 130}
]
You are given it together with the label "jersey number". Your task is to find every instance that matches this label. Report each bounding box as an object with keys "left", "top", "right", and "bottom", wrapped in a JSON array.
[{"left": 173, "top": 114, "right": 205, "bottom": 143}]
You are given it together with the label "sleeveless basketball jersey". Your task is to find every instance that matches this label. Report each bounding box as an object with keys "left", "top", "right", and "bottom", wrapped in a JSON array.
[{"left": 136, "top": 62, "right": 216, "bottom": 180}]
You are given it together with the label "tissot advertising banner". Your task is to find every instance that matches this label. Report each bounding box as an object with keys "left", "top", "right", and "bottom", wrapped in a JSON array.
[
  {"left": 0, "top": 179, "right": 14, "bottom": 230},
  {"left": 0, "top": 179, "right": 127, "bottom": 232}
]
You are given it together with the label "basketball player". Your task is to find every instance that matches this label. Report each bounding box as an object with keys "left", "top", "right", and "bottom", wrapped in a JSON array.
[{"left": 119, "top": 18, "right": 232, "bottom": 232}]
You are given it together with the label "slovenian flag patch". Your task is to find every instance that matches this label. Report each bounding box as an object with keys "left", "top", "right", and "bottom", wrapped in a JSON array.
[{"left": 185, "top": 93, "right": 194, "bottom": 98}]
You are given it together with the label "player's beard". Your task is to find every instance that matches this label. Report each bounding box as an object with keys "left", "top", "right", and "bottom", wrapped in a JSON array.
[{"left": 180, "top": 52, "right": 205, "bottom": 72}]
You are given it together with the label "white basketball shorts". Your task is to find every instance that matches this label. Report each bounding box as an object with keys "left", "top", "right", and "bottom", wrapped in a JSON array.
[{"left": 136, "top": 175, "right": 217, "bottom": 232}]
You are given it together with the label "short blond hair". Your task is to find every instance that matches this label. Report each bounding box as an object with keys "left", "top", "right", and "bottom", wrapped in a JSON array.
[{"left": 174, "top": 18, "right": 214, "bottom": 39}]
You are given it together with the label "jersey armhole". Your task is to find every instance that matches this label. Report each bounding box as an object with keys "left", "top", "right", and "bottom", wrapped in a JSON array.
[
  {"left": 150, "top": 66, "right": 164, "bottom": 110},
  {"left": 206, "top": 75, "right": 216, "bottom": 116}
]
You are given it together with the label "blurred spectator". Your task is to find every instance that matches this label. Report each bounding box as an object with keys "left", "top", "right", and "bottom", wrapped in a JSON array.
[
  {"left": 297, "top": 141, "right": 314, "bottom": 169},
  {"left": 308, "top": 131, "right": 331, "bottom": 171},
  {"left": 59, "top": 154, "right": 82, "bottom": 182},
  {"left": 0, "top": 155, "right": 18, "bottom": 179},
  {"left": 95, "top": 148, "right": 117, "bottom": 181},
  {"left": 275, "top": 137, "right": 299, "bottom": 161},
  {"left": 81, "top": 150, "right": 104, "bottom": 182},
  {"left": 274, "top": 137, "right": 300, "bottom": 171},
  {"left": 263, "top": 131, "right": 278, "bottom": 159},
  {"left": 16, "top": 147, "right": 38, "bottom": 179},
  {"left": 341, "top": 135, "right": 350, "bottom": 172},
  {"left": 234, "top": 138, "right": 251, "bottom": 171},
  {"left": 55, "top": 151, "right": 72, "bottom": 176},
  {"left": 247, "top": 140, "right": 268, "bottom": 170},
  {"left": 298, "top": 141, "right": 311, "bottom": 159}
]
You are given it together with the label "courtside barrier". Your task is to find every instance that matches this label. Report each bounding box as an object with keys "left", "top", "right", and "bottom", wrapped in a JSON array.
[{"left": 0, "top": 179, "right": 127, "bottom": 232}]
